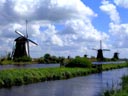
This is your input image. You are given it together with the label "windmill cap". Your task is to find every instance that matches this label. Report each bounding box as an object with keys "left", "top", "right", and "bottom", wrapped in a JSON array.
[{"left": 15, "top": 37, "right": 27, "bottom": 41}]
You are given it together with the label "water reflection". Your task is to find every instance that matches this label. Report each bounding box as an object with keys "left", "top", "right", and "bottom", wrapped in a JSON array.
[
  {"left": 0, "top": 64, "right": 60, "bottom": 70},
  {"left": 0, "top": 68, "right": 127, "bottom": 96}
]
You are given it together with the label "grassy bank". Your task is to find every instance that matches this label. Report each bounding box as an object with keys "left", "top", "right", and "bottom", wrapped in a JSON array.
[
  {"left": 0, "top": 63, "right": 127, "bottom": 88},
  {"left": 104, "top": 75, "right": 128, "bottom": 96},
  {"left": 0, "top": 67, "right": 97, "bottom": 88},
  {"left": 102, "top": 63, "right": 128, "bottom": 70},
  {"left": 0, "top": 60, "right": 37, "bottom": 65}
]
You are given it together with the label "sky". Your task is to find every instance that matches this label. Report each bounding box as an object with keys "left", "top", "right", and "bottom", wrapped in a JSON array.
[{"left": 0, "top": 0, "right": 128, "bottom": 58}]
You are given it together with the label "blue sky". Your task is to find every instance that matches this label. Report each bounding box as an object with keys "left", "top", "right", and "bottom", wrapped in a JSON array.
[
  {"left": 0, "top": 0, "right": 128, "bottom": 58},
  {"left": 82, "top": 0, "right": 110, "bottom": 32}
]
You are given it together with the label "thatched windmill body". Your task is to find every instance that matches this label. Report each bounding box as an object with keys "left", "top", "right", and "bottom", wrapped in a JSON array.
[
  {"left": 93, "top": 40, "right": 110, "bottom": 61},
  {"left": 12, "top": 21, "right": 38, "bottom": 59}
]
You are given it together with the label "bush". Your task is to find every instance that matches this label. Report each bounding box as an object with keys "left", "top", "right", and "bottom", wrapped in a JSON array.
[
  {"left": 65, "top": 57, "right": 92, "bottom": 68},
  {"left": 14, "top": 56, "right": 32, "bottom": 62},
  {"left": 37, "top": 57, "right": 45, "bottom": 63}
]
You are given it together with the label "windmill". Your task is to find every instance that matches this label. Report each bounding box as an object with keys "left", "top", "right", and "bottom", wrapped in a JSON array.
[
  {"left": 112, "top": 52, "right": 119, "bottom": 60},
  {"left": 92, "top": 40, "right": 110, "bottom": 61},
  {"left": 12, "top": 20, "right": 38, "bottom": 59}
]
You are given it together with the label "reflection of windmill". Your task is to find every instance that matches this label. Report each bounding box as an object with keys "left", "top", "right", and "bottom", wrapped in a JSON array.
[
  {"left": 92, "top": 40, "right": 110, "bottom": 61},
  {"left": 12, "top": 21, "right": 38, "bottom": 59}
]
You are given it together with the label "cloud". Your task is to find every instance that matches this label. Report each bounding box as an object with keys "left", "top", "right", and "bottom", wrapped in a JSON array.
[
  {"left": 99, "top": 0, "right": 128, "bottom": 58},
  {"left": 51, "top": 35, "right": 63, "bottom": 46},
  {"left": 109, "top": 22, "right": 128, "bottom": 48},
  {"left": 99, "top": 1, "right": 128, "bottom": 49},
  {"left": 0, "top": 0, "right": 109, "bottom": 57},
  {"left": 100, "top": 0, "right": 120, "bottom": 24},
  {"left": 114, "top": 0, "right": 128, "bottom": 8}
]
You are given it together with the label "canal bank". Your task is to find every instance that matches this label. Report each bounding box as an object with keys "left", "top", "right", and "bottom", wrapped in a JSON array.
[
  {"left": 0, "top": 63, "right": 127, "bottom": 88},
  {"left": 104, "top": 72, "right": 128, "bottom": 96},
  {"left": 0, "top": 67, "right": 128, "bottom": 96}
]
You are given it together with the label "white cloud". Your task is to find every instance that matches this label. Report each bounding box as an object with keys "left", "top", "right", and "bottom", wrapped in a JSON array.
[
  {"left": 51, "top": 35, "right": 63, "bottom": 46},
  {"left": 114, "top": 0, "right": 128, "bottom": 8},
  {"left": 61, "top": 19, "right": 109, "bottom": 42},
  {"left": 100, "top": 0, "right": 120, "bottom": 23},
  {"left": 99, "top": 1, "right": 128, "bottom": 52},
  {"left": 109, "top": 23, "right": 128, "bottom": 48},
  {"left": 100, "top": 1, "right": 128, "bottom": 49},
  {"left": 0, "top": 0, "right": 109, "bottom": 57}
]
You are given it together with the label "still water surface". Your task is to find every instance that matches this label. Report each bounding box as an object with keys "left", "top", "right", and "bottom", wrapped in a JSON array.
[
  {"left": 0, "top": 61, "right": 125, "bottom": 70},
  {"left": 0, "top": 64, "right": 60, "bottom": 70},
  {"left": 0, "top": 68, "right": 127, "bottom": 96}
]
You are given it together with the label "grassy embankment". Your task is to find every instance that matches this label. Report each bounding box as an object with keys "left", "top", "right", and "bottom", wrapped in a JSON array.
[
  {"left": 103, "top": 62, "right": 128, "bottom": 96},
  {"left": 104, "top": 75, "right": 128, "bottom": 96},
  {"left": 102, "top": 63, "right": 128, "bottom": 70},
  {"left": 0, "top": 63, "right": 127, "bottom": 88},
  {"left": 0, "top": 60, "right": 33, "bottom": 65},
  {"left": 0, "top": 67, "right": 97, "bottom": 88}
]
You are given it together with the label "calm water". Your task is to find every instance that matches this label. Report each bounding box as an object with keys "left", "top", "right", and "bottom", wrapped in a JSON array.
[
  {"left": 92, "top": 61, "right": 126, "bottom": 65},
  {"left": 0, "top": 61, "right": 125, "bottom": 70},
  {"left": 0, "top": 68, "right": 127, "bottom": 96},
  {"left": 0, "top": 64, "right": 60, "bottom": 70}
]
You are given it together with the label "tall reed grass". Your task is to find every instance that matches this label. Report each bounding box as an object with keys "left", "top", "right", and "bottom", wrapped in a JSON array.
[{"left": 0, "top": 67, "right": 97, "bottom": 88}]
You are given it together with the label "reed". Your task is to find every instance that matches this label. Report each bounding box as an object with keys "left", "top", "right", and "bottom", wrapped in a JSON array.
[
  {"left": 103, "top": 74, "right": 128, "bottom": 96},
  {"left": 0, "top": 67, "right": 97, "bottom": 88}
]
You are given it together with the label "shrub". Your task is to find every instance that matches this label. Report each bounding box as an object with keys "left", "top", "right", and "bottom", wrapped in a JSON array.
[
  {"left": 37, "top": 57, "right": 45, "bottom": 63},
  {"left": 14, "top": 56, "right": 32, "bottom": 62},
  {"left": 65, "top": 57, "right": 92, "bottom": 68}
]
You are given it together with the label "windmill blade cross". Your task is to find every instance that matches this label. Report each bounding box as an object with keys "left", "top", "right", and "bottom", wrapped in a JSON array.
[
  {"left": 15, "top": 30, "right": 25, "bottom": 37},
  {"left": 28, "top": 39, "right": 38, "bottom": 45}
]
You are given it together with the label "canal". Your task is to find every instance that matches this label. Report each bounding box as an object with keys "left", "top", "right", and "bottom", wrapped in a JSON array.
[
  {"left": 0, "top": 68, "right": 127, "bottom": 96},
  {"left": 0, "top": 61, "right": 125, "bottom": 70},
  {"left": 0, "top": 64, "right": 60, "bottom": 70}
]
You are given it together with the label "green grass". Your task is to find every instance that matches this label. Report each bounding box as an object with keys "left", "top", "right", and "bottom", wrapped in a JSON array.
[
  {"left": 102, "top": 63, "right": 128, "bottom": 70},
  {"left": 0, "top": 67, "right": 97, "bottom": 88},
  {"left": 104, "top": 76, "right": 128, "bottom": 96},
  {"left": 0, "top": 63, "right": 127, "bottom": 88},
  {"left": 103, "top": 65, "right": 128, "bottom": 96},
  {"left": 0, "top": 60, "right": 37, "bottom": 65}
]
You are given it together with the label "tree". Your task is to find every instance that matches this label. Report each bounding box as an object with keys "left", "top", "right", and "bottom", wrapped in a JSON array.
[{"left": 66, "top": 57, "right": 92, "bottom": 68}]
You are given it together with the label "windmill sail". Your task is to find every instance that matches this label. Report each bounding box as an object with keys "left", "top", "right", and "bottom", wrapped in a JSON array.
[
  {"left": 28, "top": 39, "right": 38, "bottom": 45},
  {"left": 15, "top": 30, "right": 25, "bottom": 37}
]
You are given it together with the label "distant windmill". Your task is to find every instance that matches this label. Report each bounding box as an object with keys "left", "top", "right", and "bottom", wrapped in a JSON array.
[
  {"left": 12, "top": 20, "right": 38, "bottom": 59},
  {"left": 113, "top": 52, "right": 119, "bottom": 60},
  {"left": 92, "top": 40, "right": 110, "bottom": 61}
]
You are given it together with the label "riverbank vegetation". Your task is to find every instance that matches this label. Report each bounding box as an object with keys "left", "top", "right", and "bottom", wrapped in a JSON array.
[
  {"left": 0, "top": 53, "right": 67, "bottom": 65},
  {"left": 0, "top": 62, "right": 127, "bottom": 88},
  {"left": 0, "top": 53, "right": 126, "bottom": 65},
  {"left": 102, "top": 63, "right": 128, "bottom": 70},
  {"left": 65, "top": 56, "right": 92, "bottom": 68},
  {"left": 104, "top": 75, "right": 128, "bottom": 96},
  {"left": 0, "top": 54, "right": 128, "bottom": 88},
  {"left": 0, "top": 67, "right": 97, "bottom": 88}
]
